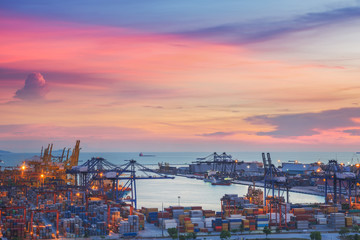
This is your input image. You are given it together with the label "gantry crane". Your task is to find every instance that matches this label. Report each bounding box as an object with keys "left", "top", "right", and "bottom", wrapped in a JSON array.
[
  {"left": 67, "top": 157, "right": 174, "bottom": 209},
  {"left": 262, "top": 153, "right": 290, "bottom": 204},
  {"left": 323, "top": 159, "right": 356, "bottom": 205},
  {"left": 192, "top": 152, "right": 239, "bottom": 176},
  {"left": 107, "top": 159, "right": 174, "bottom": 209}
]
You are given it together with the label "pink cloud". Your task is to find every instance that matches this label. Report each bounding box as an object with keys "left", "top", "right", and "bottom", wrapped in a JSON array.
[
  {"left": 14, "top": 72, "right": 49, "bottom": 100},
  {"left": 0, "top": 124, "right": 146, "bottom": 140},
  {"left": 246, "top": 107, "right": 360, "bottom": 137}
]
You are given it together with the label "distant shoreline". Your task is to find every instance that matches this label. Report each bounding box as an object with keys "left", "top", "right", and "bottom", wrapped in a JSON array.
[{"left": 0, "top": 150, "right": 12, "bottom": 154}]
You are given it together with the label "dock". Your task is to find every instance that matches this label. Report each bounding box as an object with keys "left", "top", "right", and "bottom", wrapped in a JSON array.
[{"left": 232, "top": 180, "right": 324, "bottom": 197}]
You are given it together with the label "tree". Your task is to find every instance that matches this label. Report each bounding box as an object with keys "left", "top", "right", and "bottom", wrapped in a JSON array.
[
  {"left": 275, "top": 227, "right": 281, "bottom": 233},
  {"left": 354, "top": 234, "right": 360, "bottom": 240},
  {"left": 263, "top": 226, "right": 271, "bottom": 239},
  {"left": 185, "top": 232, "right": 197, "bottom": 240},
  {"left": 315, "top": 231, "right": 322, "bottom": 240},
  {"left": 310, "top": 232, "right": 316, "bottom": 240},
  {"left": 353, "top": 225, "right": 360, "bottom": 233},
  {"left": 220, "top": 230, "right": 231, "bottom": 240},
  {"left": 339, "top": 227, "right": 350, "bottom": 239},
  {"left": 167, "top": 228, "right": 178, "bottom": 240},
  {"left": 310, "top": 231, "right": 322, "bottom": 240}
]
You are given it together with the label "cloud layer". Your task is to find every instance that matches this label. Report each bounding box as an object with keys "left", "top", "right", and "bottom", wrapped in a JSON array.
[
  {"left": 198, "top": 131, "right": 236, "bottom": 137},
  {"left": 178, "top": 6, "right": 360, "bottom": 44},
  {"left": 14, "top": 73, "right": 49, "bottom": 100},
  {"left": 246, "top": 107, "right": 360, "bottom": 137}
]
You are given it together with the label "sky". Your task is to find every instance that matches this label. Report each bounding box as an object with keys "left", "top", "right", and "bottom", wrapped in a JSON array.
[{"left": 1, "top": 0, "right": 360, "bottom": 152}]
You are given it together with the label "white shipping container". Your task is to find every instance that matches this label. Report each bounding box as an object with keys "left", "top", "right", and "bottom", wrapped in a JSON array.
[{"left": 317, "top": 218, "right": 327, "bottom": 225}]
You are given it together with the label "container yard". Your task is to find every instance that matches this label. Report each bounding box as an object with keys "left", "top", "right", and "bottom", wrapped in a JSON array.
[{"left": 2, "top": 144, "right": 360, "bottom": 239}]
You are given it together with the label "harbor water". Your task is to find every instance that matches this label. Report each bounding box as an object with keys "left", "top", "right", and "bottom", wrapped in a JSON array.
[{"left": 1, "top": 151, "right": 357, "bottom": 211}]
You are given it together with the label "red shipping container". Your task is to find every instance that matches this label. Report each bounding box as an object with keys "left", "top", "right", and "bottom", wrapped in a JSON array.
[
  {"left": 191, "top": 206, "right": 203, "bottom": 210},
  {"left": 215, "top": 226, "right": 222, "bottom": 232}
]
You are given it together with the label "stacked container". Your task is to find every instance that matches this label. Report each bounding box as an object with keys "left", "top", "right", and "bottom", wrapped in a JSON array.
[
  {"left": 133, "top": 210, "right": 145, "bottom": 230},
  {"left": 345, "top": 217, "right": 353, "bottom": 227},
  {"left": 212, "top": 218, "right": 223, "bottom": 232},
  {"left": 353, "top": 216, "right": 360, "bottom": 225},
  {"left": 205, "top": 217, "right": 214, "bottom": 232},
  {"left": 222, "top": 220, "right": 229, "bottom": 231},
  {"left": 296, "top": 220, "right": 309, "bottom": 229},
  {"left": 226, "top": 216, "right": 242, "bottom": 231},
  {"left": 328, "top": 213, "right": 345, "bottom": 229},
  {"left": 256, "top": 214, "right": 269, "bottom": 230},
  {"left": 162, "top": 219, "right": 178, "bottom": 229},
  {"left": 203, "top": 210, "right": 216, "bottom": 217}
]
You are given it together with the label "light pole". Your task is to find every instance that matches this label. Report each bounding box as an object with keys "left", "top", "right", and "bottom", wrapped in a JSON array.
[
  {"left": 177, "top": 196, "right": 180, "bottom": 240},
  {"left": 40, "top": 174, "right": 44, "bottom": 187},
  {"left": 162, "top": 202, "right": 164, "bottom": 237}
]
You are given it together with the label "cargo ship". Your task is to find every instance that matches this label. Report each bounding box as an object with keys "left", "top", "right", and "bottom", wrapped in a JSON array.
[
  {"left": 139, "top": 152, "right": 156, "bottom": 157},
  {"left": 211, "top": 177, "right": 232, "bottom": 186}
]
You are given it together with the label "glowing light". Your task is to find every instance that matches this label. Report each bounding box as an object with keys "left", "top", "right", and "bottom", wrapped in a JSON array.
[
  {"left": 356, "top": 164, "right": 360, "bottom": 168},
  {"left": 295, "top": 160, "right": 298, "bottom": 164},
  {"left": 21, "top": 165, "right": 26, "bottom": 171},
  {"left": 100, "top": 172, "right": 103, "bottom": 177},
  {"left": 40, "top": 174, "right": 44, "bottom": 178},
  {"left": 235, "top": 160, "right": 238, "bottom": 163},
  {"left": 76, "top": 193, "right": 80, "bottom": 197},
  {"left": 317, "top": 161, "right": 321, "bottom": 165}
]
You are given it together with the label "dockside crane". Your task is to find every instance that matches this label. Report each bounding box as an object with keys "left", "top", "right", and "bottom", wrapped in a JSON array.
[
  {"left": 104, "top": 159, "right": 174, "bottom": 209},
  {"left": 67, "top": 157, "right": 174, "bottom": 209},
  {"left": 193, "top": 152, "right": 239, "bottom": 177},
  {"left": 262, "top": 153, "right": 291, "bottom": 229},
  {"left": 323, "top": 160, "right": 356, "bottom": 205},
  {"left": 263, "top": 152, "right": 289, "bottom": 204}
]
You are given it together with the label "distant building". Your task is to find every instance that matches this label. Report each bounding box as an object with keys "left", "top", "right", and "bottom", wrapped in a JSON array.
[
  {"left": 281, "top": 162, "right": 322, "bottom": 175},
  {"left": 189, "top": 161, "right": 263, "bottom": 176}
]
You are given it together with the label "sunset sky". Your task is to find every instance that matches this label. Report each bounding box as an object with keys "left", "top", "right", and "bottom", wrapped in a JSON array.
[{"left": 1, "top": 1, "right": 360, "bottom": 152}]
